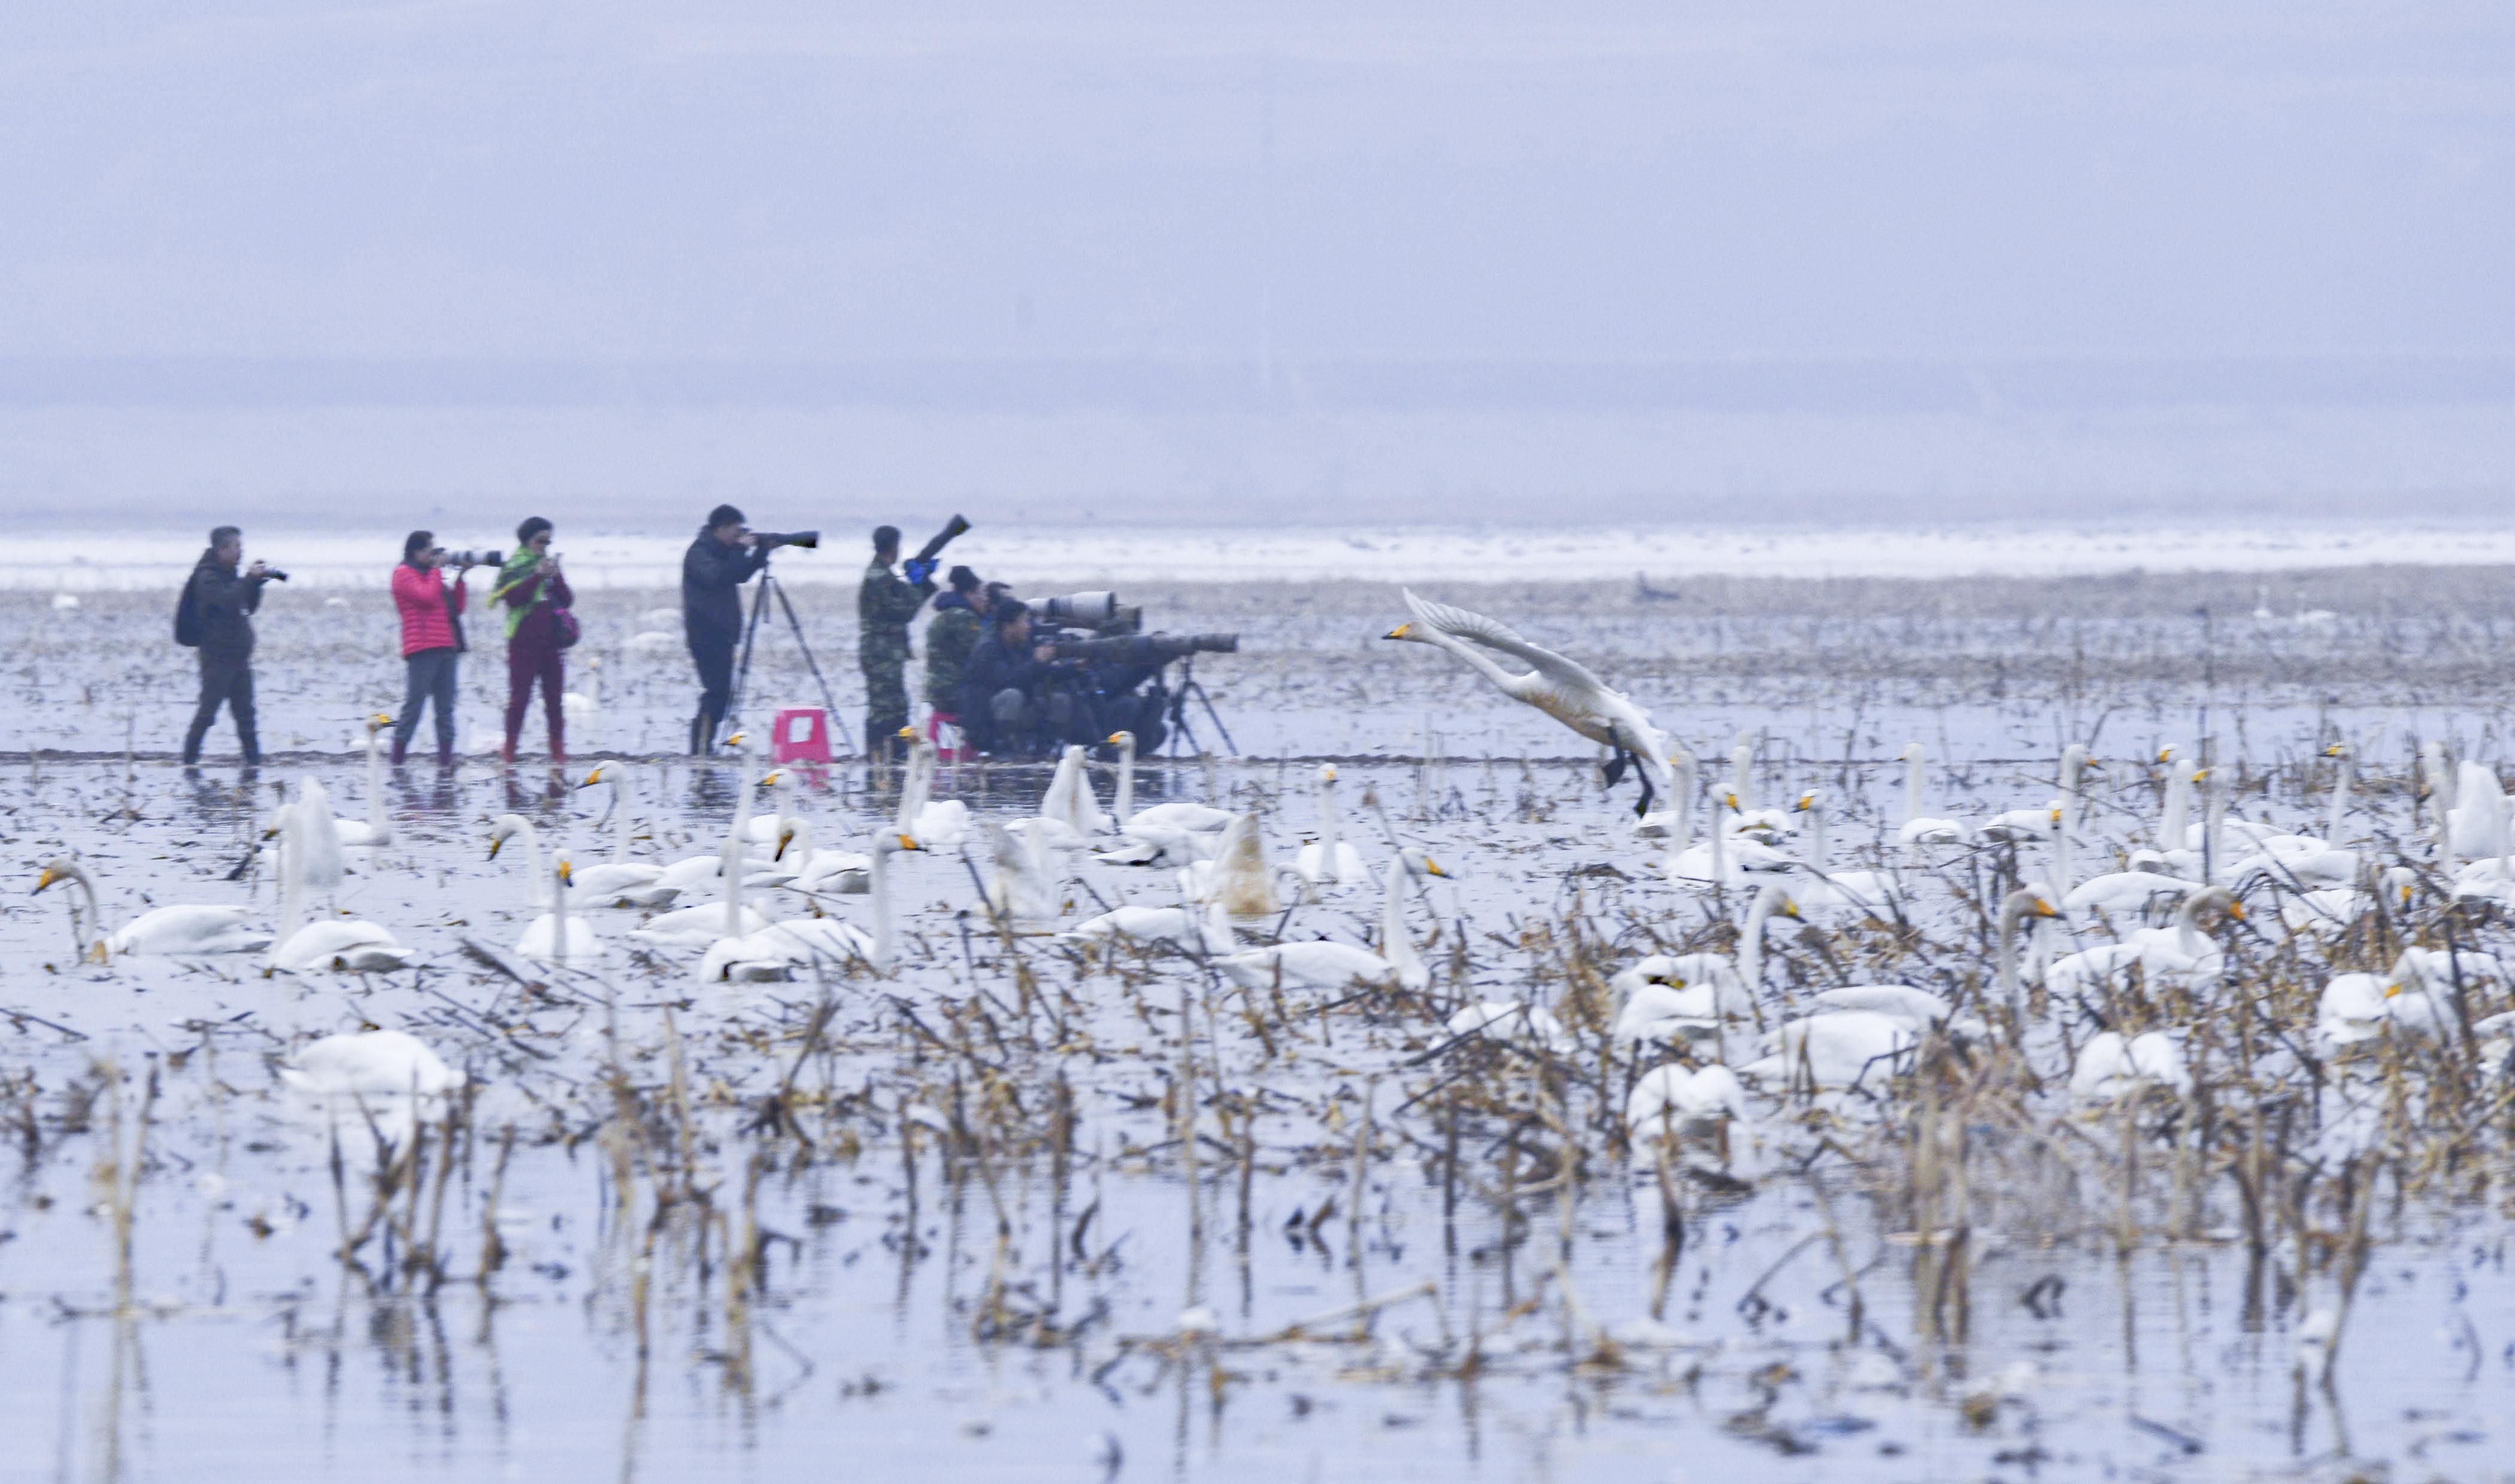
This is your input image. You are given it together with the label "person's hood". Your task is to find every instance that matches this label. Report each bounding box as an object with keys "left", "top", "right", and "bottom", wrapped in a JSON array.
[
  {"left": 195, "top": 548, "right": 232, "bottom": 572},
  {"left": 934, "top": 591, "right": 974, "bottom": 613}
]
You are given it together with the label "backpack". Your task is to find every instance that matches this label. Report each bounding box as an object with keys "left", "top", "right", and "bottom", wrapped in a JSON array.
[{"left": 174, "top": 575, "right": 204, "bottom": 647}]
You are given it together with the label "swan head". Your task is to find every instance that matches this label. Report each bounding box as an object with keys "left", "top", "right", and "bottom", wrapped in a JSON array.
[
  {"left": 1105, "top": 730, "right": 1136, "bottom": 751},
  {"left": 577, "top": 764, "right": 606, "bottom": 788},
  {"left": 485, "top": 814, "right": 532, "bottom": 859},
  {"left": 1381, "top": 621, "right": 1416, "bottom": 642},
  {"left": 555, "top": 857, "right": 574, "bottom": 887},
  {"left": 1898, "top": 742, "right": 1925, "bottom": 763},
  {"left": 878, "top": 831, "right": 925, "bottom": 855},
  {"left": 366, "top": 712, "right": 394, "bottom": 733},
  {"left": 1794, "top": 790, "right": 1821, "bottom": 813},
  {"left": 34, "top": 858, "right": 75, "bottom": 895},
  {"left": 1398, "top": 845, "right": 1451, "bottom": 879},
  {"left": 2323, "top": 742, "right": 2350, "bottom": 760},
  {"left": 1319, "top": 763, "right": 1338, "bottom": 784},
  {"left": 775, "top": 822, "right": 798, "bottom": 860}
]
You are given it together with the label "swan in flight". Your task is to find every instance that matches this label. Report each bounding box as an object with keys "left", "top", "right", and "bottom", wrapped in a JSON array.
[
  {"left": 1383, "top": 589, "right": 1675, "bottom": 817},
  {"left": 1293, "top": 764, "right": 1371, "bottom": 889},
  {"left": 267, "top": 797, "right": 415, "bottom": 972},
  {"left": 35, "top": 857, "right": 270, "bottom": 961},
  {"left": 570, "top": 762, "right": 678, "bottom": 906},
  {"left": 331, "top": 715, "right": 396, "bottom": 847}
]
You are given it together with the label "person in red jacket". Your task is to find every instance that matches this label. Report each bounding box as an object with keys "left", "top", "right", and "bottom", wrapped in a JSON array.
[
  {"left": 490, "top": 517, "right": 572, "bottom": 764},
  {"left": 389, "top": 531, "right": 475, "bottom": 766}
]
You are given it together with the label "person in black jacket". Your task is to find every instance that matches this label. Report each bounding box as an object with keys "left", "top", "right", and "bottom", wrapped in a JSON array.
[
  {"left": 957, "top": 600, "right": 1060, "bottom": 756},
  {"left": 682, "top": 503, "right": 772, "bottom": 754},
  {"left": 180, "top": 525, "right": 272, "bottom": 766}
]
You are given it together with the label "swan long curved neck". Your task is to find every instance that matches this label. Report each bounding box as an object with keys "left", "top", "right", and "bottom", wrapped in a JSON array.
[
  {"left": 552, "top": 852, "right": 571, "bottom": 967},
  {"left": 1805, "top": 797, "right": 1829, "bottom": 874},
  {"left": 898, "top": 744, "right": 932, "bottom": 830},
  {"left": 1412, "top": 624, "right": 1531, "bottom": 697},
  {"left": 2159, "top": 765, "right": 2190, "bottom": 847},
  {"left": 278, "top": 806, "right": 308, "bottom": 940},
  {"left": 1114, "top": 735, "right": 1135, "bottom": 824},
  {"left": 1996, "top": 893, "right": 2026, "bottom": 1002},
  {"left": 2174, "top": 894, "right": 2208, "bottom": 957},
  {"left": 1741, "top": 885, "right": 1775, "bottom": 990},
  {"left": 1381, "top": 862, "right": 1420, "bottom": 980},
  {"left": 366, "top": 733, "right": 386, "bottom": 836},
  {"left": 59, "top": 862, "right": 102, "bottom": 954},
  {"left": 1318, "top": 774, "right": 1340, "bottom": 860},
  {"left": 1671, "top": 752, "right": 1695, "bottom": 849},
  {"left": 721, "top": 836, "right": 746, "bottom": 936},
  {"left": 611, "top": 772, "right": 635, "bottom": 864},
  {"left": 870, "top": 840, "right": 897, "bottom": 969},
  {"left": 1730, "top": 745, "right": 1753, "bottom": 811},
  {"left": 2325, "top": 749, "right": 2354, "bottom": 843}
]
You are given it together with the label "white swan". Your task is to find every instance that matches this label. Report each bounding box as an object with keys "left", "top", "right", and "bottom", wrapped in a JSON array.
[
  {"left": 1734, "top": 881, "right": 1802, "bottom": 999},
  {"left": 1063, "top": 898, "right": 1237, "bottom": 955},
  {"left": 2069, "top": 1031, "right": 2191, "bottom": 1101},
  {"left": 1215, "top": 854, "right": 1433, "bottom": 994},
  {"left": 2448, "top": 759, "right": 2505, "bottom": 862},
  {"left": 1111, "top": 729, "right": 1236, "bottom": 834},
  {"left": 2046, "top": 885, "right": 2241, "bottom": 1000},
  {"left": 332, "top": 716, "right": 395, "bottom": 847},
  {"left": 631, "top": 834, "right": 774, "bottom": 945},
  {"left": 484, "top": 813, "right": 557, "bottom": 909},
  {"left": 1609, "top": 953, "right": 1752, "bottom": 1046},
  {"left": 1722, "top": 741, "right": 1790, "bottom": 840},
  {"left": 1893, "top": 742, "right": 1971, "bottom": 845},
  {"left": 569, "top": 762, "right": 677, "bottom": 906},
  {"left": 1383, "top": 589, "right": 1675, "bottom": 817},
  {"left": 892, "top": 727, "right": 972, "bottom": 851},
  {"left": 702, "top": 833, "right": 919, "bottom": 980},
  {"left": 1789, "top": 790, "right": 1903, "bottom": 919},
  {"left": 1294, "top": 764, "right": 1371, "bottom": 888},
  {"left": 1181, "top": 812, "right": 1283, "bottom": 919},
  {"left": 980, "top": 820, "right": 1064, "bottom": 931},
  {"left": 290, "top": 777, "right": 350, "bottom": 893},
  {"left": 1625, "top": 1064, "right": 1749, "bottom": 1145},
  {"left": 513, "top": 851, "right": 607, "bottom": 964},
  {"left": 268, "top": 799, "right": 414, "bottom": 972},
  {"left": 282, "top": 1028, "right": 466, "bottom": 1149},
  {"left": 1737, "top": 1012, "right": 1917, "bottom": 1092},
  {"left": 1663, "top": 760, "right": 1792, "bottom": 888},
  {"left": 35, "top": 857, "right": 270, "bottom": 961},
  {"left": 776, "top": 815, "right": 872, "bottom": 896}
]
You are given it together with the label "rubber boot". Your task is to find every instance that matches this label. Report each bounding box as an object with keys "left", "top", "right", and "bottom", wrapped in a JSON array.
[
  {"left": 390, "top": 735, "right": 408, "bottom": 766},
  {"left": 435, "top": 740, "right": 456, "bottom": 768}
]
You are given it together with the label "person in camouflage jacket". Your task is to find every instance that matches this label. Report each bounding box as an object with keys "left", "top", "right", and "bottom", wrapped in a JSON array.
[
  {"left": 922, "top": 566, "right": 992, "bottom": 719},
  {"left": 858, "top": 524, "right": 937, "bottom": 760}
]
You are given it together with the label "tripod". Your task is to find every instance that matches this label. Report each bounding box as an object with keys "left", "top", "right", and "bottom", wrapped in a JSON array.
[
  {"left": 1162, "top": 655, "right": 1237, "bottom": 758},
  {"left": 723, "top": 561, "right": 856, "bottom": 757}
]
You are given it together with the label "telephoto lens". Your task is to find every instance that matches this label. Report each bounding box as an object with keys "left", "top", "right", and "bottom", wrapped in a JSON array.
[
  {"left": 448, "top": 549, "right": 504, "bottom": 568},
  {"left": 758, "top": 530, "right": 820, "bottom": 550},
  {"left": 1040, "top": 591, "right": 1119, "bottom": 627},
  {"left": 263, "top": 569, "right": 291, "bottom": 582}
]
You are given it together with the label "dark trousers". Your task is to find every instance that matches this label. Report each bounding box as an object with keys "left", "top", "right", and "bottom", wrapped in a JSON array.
[
  {"left": 504, "top": 636, "right": 565, "bottom": 758},
  {"left": 863, "top": 661, "right": 910, "bottom": 760},
  {"left": 395, "top": 647, "right": 460, "bottom": 757},
  {"left": 183, "top": 650, "right": 258, "bottom": 764},
  {"left": 689, "top": 630, "right": 735, "bottom": 753}
]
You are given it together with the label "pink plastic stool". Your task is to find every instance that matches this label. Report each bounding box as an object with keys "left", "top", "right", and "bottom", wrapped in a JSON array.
[
  {"left": 928, "top": 711, "right": 964, "bottom": 761},
  {"left": 771, "top": 707, "right": 833, "bottom": 766}
]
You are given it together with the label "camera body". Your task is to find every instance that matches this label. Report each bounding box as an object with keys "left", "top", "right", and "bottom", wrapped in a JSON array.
[
  {"left": 261, "top": 569, "right": 291, "bottom": 582},
  {"left": 754, "top": 530, "right": 820, "bottom": 551}
]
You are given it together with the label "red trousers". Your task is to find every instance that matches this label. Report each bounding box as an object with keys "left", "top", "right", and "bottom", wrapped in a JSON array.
[{"left": 504, "top": 635, "right": 565, "bottom": 758}]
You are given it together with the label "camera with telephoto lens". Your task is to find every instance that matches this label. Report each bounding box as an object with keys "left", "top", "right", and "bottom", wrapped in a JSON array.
[
  {"left": 444, "top": 548, "right": 504, "bottom": 569},
  {"left": 989, "top": 588, "right": 1238, "bottom": 758},
  {"left": 261, "top": 568, "right": 290, "bottom": 582},
  {"left": 1049, "top": 631, "right": 1239, "bottom": 664},
  {"left": 754, "top": 530, "right": 820, "bottom": 551}
]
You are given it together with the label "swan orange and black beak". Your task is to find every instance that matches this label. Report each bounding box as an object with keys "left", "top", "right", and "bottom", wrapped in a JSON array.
[
  {"left": 34, "top": 865, "right": 60, "bottom": 894},
  {"left": 1383, "top": 623, "right": 1413, "bottom": 641}
]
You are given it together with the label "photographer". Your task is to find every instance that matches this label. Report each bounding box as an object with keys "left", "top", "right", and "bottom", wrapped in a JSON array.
[
  {"left": 921, "top": 565, "right": 990, "bottom": 741},
  {"left": 490, "top": 517, "right": 572, "bottom": 765},
  {"left": 682, "top": 503, "right": 771, "bottom": 753},
  {"left": 858, "top": 524, "right": 937, "bottom": 760},
  {"left": 957, "top": 599, "right": 1059, "bottom": 756},
  {"left": 178, "top": 524, "right": 272, "bottom": 767},
  {"left": 389, "top": 532, "right": 474, "bottom": 767}
]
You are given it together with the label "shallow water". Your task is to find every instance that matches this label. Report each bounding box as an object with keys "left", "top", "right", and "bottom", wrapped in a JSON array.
[{"left": 7, "top": 565, "right": 2515, "bottom": 1480}]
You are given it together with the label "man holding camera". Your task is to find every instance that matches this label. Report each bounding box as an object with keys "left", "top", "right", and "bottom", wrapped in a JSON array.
[
  {"left": 859, "top": 524, "right": 938, "bottom": 761},
  {"left": 683, "top": 503, "right": 772, "bottom": 754},
  {"left": 178, "top": 524, "right": 273, "bottom": 767}
]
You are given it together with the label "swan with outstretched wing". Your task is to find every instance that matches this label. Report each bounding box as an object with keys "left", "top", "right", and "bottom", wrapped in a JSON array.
[{"left": 1384, "top": 589, "right": 1677, "bottom": 816}]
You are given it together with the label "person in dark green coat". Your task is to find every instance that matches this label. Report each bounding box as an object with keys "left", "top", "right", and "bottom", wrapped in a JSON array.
[
  {"left": 922, "top": 566, "right": 992, "bottom": 727},
  {"left": 857, "top": 524, "right": 937, "bottom": 760}
]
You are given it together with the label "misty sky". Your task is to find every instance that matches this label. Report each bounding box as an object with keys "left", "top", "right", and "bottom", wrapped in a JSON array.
[{"left": 2, "top": 0, "right": 2511, "bottom": 526}]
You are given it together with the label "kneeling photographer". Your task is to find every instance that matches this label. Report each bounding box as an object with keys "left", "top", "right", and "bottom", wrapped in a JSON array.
[{"left": 960, "top": 590, "right": 1238, "bottom": 758}]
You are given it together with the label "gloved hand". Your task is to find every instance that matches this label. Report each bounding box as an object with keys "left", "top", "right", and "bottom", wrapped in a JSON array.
[{"left": 904, "top": 557, "right": 937, "bottom": 587}]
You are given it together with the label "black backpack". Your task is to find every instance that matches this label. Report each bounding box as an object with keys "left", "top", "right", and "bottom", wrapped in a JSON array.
[{"left": 174, "top": 574, "right": 203, "bottom": 647}]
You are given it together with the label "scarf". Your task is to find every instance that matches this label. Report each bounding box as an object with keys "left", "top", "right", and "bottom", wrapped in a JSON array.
[{"left": 491, "top": 549, "right": 548, "bottom": 639}]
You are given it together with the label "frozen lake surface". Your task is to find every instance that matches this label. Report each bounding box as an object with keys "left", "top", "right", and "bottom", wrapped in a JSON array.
[{"left": 2, "top": 560, "right": 2513, "bottom": 1481}]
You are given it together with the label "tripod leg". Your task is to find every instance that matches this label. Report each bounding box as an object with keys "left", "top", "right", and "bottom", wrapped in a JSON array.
[
  {"left": 770, "top": 579, "right": 857, "bottom": 758},
  {"left": 727, "top": 575, "right": 775, "bottom": 733}
]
